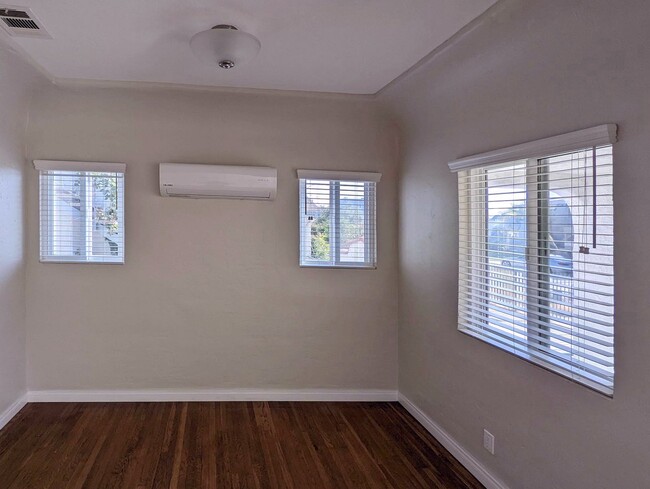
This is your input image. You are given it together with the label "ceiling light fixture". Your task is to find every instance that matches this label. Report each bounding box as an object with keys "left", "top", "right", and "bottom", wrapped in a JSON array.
[{"left": 190, "top": 24, "right": 261, "bottom": 70}]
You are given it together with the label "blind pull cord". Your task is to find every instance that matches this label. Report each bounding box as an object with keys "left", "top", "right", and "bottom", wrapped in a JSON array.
[
  {"left": 304, "top": 184, "right": 312, "bottom": 220},
  {"left": 592, "top": 146, "right": 598, "bottom": 249},
  {"left": 579, "top": 147, "right": 597, "bottom": 255}
]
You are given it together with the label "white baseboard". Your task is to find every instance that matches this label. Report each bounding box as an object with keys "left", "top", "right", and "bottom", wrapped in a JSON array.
[
  {"left": 27, "top": 388, "right": 398, "bottom": 403},
  {"left": 398, "top": 393, "right": 510, "bottom": 489},
  {"left": 0, "top": 394, "right": 27, "bottom": 431}
]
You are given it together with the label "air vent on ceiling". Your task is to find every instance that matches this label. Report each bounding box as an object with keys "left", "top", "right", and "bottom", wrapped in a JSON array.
[{"left": 0, "top": 6, "right": 50, "bottom": 38}]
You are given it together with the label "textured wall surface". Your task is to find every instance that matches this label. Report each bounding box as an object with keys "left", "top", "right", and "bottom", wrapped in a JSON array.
[
  {"left": 380, "top": 0, "right": 650, "bottom": 487},
  {"left": 25, "top": 86, "right": 399, "bottom": 392},
  {"left": 0, "top": 44, "right": 43, "bottom": 414}
]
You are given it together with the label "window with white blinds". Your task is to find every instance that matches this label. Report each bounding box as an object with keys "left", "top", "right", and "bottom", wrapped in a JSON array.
[
  {"left": 35, "top": 160, "right": 126, "bottom": 264},
  {"left": 451, "top": 126, "right": 615, "bottom": 395},
  {"left": 297, "top": 170, "right": 380, "bottom": 268}
]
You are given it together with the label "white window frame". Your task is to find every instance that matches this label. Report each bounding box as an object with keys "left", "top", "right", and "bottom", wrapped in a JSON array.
[
  {"left": 297, "top": 170, "right": 380, "bottom": 269},
  {"left": 35, "top": 160, "right": 126, "bottom": 264},
  {"left": 449, "top": 125, "right": 617, "bottom": 395}
]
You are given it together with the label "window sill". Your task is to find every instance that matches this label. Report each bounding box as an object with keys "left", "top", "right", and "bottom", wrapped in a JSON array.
[
  {"left": 299, "top": 264, "right": 377, "bottom": 270},
  {"left": 40, "top": 258, "right": 124, "bottom": 265},
  {"left": 458, "top": 327, "right": 613, "bottom": 398}
]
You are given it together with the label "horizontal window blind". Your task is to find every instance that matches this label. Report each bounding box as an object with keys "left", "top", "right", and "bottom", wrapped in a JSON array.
[
  {"left": 298, "top": 175, "right": 378, "bottom": 268},
  {"left": 38, "top": 166, "right": 125, "bottom": 264},
  {"left": 457, "top": 145, "right": 614, "bottom": 394}
]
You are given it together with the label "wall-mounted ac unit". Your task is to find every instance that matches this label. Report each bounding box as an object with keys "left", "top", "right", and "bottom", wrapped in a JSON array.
[{"left": 159, "top": 163, "right": 277, "bottom": 200}]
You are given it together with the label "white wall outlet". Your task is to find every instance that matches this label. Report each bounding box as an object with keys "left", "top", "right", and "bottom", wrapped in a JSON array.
[{"left": 483, "top": 429, "right": 495, "bottom": 455}]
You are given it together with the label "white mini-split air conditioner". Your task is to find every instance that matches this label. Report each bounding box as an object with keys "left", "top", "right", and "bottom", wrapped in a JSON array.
[{"left": 159, "top": 163, "right": 277, "bottom": 200}]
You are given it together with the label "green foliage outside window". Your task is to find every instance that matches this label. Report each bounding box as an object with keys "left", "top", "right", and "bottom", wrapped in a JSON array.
[
  {"left": 310, "top": 201, "right": 365, "bottom": 260},
  {"left": 93, "top": 176, "right": 119, "bottom": 235},
  {"left": 311, "top": 209, "right": 330, "bottom": 259}
]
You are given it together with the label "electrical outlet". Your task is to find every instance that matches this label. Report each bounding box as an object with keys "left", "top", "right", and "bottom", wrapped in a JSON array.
[{"left": 483, "top": 429, "right": 495, "bottom": 455}]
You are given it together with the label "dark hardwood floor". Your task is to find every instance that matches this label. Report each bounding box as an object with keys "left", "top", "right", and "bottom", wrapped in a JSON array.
[{"left": 0, "top": 402, "right": 483, "bottom": 489}]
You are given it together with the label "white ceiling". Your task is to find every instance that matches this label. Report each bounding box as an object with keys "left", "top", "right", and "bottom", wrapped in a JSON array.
[{"left": 4, "top": 0, "right": 497, "bottom": 94}]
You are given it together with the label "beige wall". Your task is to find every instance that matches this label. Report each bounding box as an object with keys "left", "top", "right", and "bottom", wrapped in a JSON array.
[
  {"left": 25, "top": 86, "right": 399, "bottom": 392},
  {"left": 0, "top": 44, "right": 43, "bottom": 414},
  {"left": 380, "top": 0, "right": 650, "bottom": 487}
]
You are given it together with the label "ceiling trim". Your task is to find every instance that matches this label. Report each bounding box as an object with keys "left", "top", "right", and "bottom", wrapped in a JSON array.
[
  {"left": 0, "top": 29, "right": 54, "bottom": 82},
  {"left": 374, "top": 0, "right": 507, "bottom": 98},
  {"left": 51, "top": 77, "right": 376, "bottom": 100}
]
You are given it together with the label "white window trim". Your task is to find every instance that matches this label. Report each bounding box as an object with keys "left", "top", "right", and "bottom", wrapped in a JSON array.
[
  {"left": 451, "top": 126, "right": 617, "bottom": 396},
  {"left": 34, "top": 160, "right": 127, "bottom": 173},
  {"left": 296, "top": 169, "right": 381, "bottom": 183},
  {"left": 297, "top": 169, "right": 380, "bottom": 269},
  {"left": 35, "top": 160, "right": 126, "bottom": 265},
  {"left": 448, "top": 124, "right": 617, "bottom": 172}
]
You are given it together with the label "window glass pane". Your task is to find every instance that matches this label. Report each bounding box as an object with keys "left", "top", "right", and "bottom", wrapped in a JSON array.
[
  {"left": 50, "top": 173, "right": 84, "bottom": 257},
  {"left": 299, "top": 178, "right": 376, "bottom": 268},
  {"left": 538, "top": 147, "right": 614, "bottom": 382},
  {"left": 40, "top": 170, "right": 124, "bottom": 263},
  {"left": 92, "top": 174, "right": 122, "bottom": 257},
  {"left": 302, "top": 180, "right": 332, "bottom": 264},
  {"left": 457, "top": 145, "right": 614, "bottom": 394},
  {"left": 309, "top": 210, "right": 331, "bottom": 261},
  {"left": 339, "top": 181, "right": 367, "bottom": 263},
  {"left": 485, "top": 163, "right": 528, "bottom": 344}
]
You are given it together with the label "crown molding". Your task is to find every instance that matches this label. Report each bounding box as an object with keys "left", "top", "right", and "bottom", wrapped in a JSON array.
[
  {"left": 374, "top": 0, "right": 508, "bottom": 98},
  {"left": 51, "top": 77, "right": 376, "bottom": 101},
  {"left": 0, "top": 32, "right": 55, "bottom": 83}
]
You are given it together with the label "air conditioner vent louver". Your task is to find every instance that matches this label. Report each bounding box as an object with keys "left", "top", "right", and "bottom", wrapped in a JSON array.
[
  {"left": 3, "top": 17, "right": 38, "bottom": 29},
  {"left": 0, "top": 6, "right": 49, "bottom": 37}
]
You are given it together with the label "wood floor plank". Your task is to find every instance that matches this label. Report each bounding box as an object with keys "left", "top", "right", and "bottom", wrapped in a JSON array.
[
  {"left": 200, "top": 403, "right": 218, "bottom": 489},
  {"left": 151, "top": 403, "right": 182, "bottom": 489},
  {"left": 383, "top": 404, "right": 484, "bottom": 489},
  {"left": 330, "top": 404, "right": 395, "bottom": 489},
  {"left": 253, "top": 402, "right": 295, "bottom": 489},
  {"left": 132, "top": 403, "right": 170, "bottom": 489},
  {"left": 0, "top": 402, "right": 484, "bottom": 489},
  {"left": 69, "top": 405, "right": 116, "bottom": 489},
  {"left": 289, "top": 403, "right": 348, "bottom": 489},
  {"left": 270, "top": 403, "right": 325, "bottom": 488}
]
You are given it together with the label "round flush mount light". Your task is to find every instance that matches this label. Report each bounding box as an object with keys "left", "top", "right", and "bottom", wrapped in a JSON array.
[{"left": 190, "top": 24, "right": 261, "bottom": 70}]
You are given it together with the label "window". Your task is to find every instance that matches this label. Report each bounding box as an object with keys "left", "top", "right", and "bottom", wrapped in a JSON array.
[
  {"left": 297, "top": 170, "right": 380, "bottom": 268},
  {"left": 35, "top": 160, "right": 126, "bottom": 264},
  {"left": 451, "top": 125, "right": 615, "bottom": 395}
]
